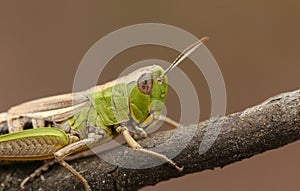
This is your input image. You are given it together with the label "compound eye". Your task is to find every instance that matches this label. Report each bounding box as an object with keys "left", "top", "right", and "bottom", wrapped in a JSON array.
[{"left": 137, "top": 72, "right": 153, "bottom": 95}]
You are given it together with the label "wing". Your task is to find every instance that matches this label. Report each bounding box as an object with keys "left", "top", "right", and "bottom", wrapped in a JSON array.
[
  {"left": 7, "top": 80, "right": 119, "bottom": 122},
  {"left": 8, "top": 92, "right": 91, "bottom": 121}
]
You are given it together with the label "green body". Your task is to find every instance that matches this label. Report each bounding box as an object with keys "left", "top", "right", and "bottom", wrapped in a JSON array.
[
  {"left": 0, "top": 65, "right": 168, "bottom": 160},
  {"left": 68, "top": 66, "right": 168, "bottom": 139}
]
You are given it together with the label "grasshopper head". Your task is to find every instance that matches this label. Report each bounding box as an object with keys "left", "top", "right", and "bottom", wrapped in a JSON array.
[
  {"left": 136, "top": 65, "right": 168, "bottom": 112},
  {"left": 127, "top": 65, "right": 167, "bottom": 129},
  {"left": 129, "top": 37, "right": 208, "bottom": 128}
]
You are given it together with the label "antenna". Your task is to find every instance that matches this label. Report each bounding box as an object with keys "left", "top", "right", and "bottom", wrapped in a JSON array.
[{"left": 159, "top": 36, "right": 209, "bottom": 79}]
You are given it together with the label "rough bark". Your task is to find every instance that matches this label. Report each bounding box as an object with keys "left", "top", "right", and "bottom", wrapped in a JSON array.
[{"left": 1, "top": 89, "right": 300, "bottom": 191}]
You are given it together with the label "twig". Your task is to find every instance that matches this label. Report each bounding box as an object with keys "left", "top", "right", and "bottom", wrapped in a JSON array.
[{"left": 0, "top": 89, "right": 300, "bottom": 191}]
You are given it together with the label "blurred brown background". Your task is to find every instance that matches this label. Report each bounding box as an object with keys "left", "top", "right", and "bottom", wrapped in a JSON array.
[{"left": 0, "top": 1, "right": 300, "bottom": 191}]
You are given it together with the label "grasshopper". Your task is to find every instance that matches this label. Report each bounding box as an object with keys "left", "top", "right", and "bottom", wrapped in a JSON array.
[{"left": 0, "top": 37, "right": 208, "bottom": 190}]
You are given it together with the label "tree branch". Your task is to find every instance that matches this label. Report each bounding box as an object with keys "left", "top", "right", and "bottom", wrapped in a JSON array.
[{"left": 1, "top": 89, "right": 300, "bottom": 191}]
